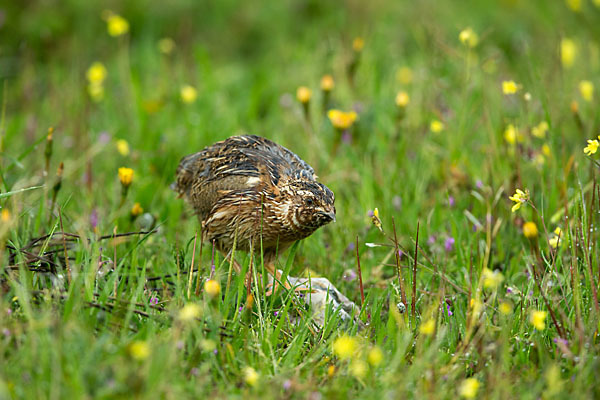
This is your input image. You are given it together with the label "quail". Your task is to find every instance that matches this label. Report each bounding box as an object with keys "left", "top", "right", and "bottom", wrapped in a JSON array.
[{"left": 173, "top": 135, "right": 336, "bottom": 279}]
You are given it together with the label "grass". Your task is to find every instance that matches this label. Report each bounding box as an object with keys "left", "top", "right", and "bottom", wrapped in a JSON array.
[{"left": 2, "top": 0, "right": 600, "bottom": 398}]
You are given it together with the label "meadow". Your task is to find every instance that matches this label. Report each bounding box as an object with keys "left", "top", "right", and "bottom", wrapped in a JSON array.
[{"left": 1, "top": 0, "right": 600, "bottom": 398}]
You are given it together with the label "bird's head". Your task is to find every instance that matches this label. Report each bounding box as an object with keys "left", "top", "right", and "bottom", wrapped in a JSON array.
[{"left": 287, "top": 180, "right": 336, "bottom": 231}]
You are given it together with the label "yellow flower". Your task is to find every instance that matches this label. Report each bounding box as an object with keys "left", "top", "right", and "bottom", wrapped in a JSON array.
[
  {"left": 327, "top": 365, "right": 336, "bottom": 377},
  {"left": 549, "top": 236, "right": 559, "bottom": 249},
  {"left": 87, "top": 83, "right": 104, "bottom": 102},
  {"left": 549, "top": 227, "right": 563, "bottom": 249},
  {"left": 499, "top": 302, "right": 512, "bottom": 315},
  {"left": 504, "top": 124, "right": 518, "bottom": 145},
  {"left": 333, "top": 335, "right": 357, "bottom": 360},
  {"left": 204, "top": 280, "right": 221, "bottom": 297},
  {"left": 459, "top": 27, "right": 479, "bottom": 48},
  {"left": 532, "top": 121, "right": 549, "bottom": 139},
  {"left": 419, "top": 319, "right": 435, "bottom": 335},
  {"left": 352, "top": 37, "right": 364, "bottom": 52},
  {"left": 509, "top": 188, "right": 529, "bottom": 212},
  {"left": 430, "top": 119, "right": 444, "bottom": 133},
  {"left": 105, "top": 13, "right": 129, "bottom": 37},
  {"left": 86, "top": 62, "right": 107, "bottom": 84},
  {"left": 296, "top": 86, "right": 312, "bottom": 104},
  {"left": 131, "top": 202, "right": 143, "bottom": 217},
  {"left": 396, "top": 66, "right": 413, "bottom": 84},
  {"left": 178, "top": 303, "right": 202, "bottom": 321},
  {"left": 542, "top": 144, "right": 551, "bottom": 157},
  {"left": 367, "top": 346, "right": 383, "bottom": 366},
  {"left": 459, "top": 378, "right": 480, "bottom": 399},
  {"left": 116, "top": 139, "right": 130, "bottom": 156},
  {"left": 158, "top": 37, "right": 175, "bottom": 55},
  {"left": 530, "top": 310, "right": 547, "bottom": 330},
  {"left": 395, "top": 91, "right": 410, "bottom": 107},
  {"left": 128, "top": 340, "right": 150, "bottom": 361},
  {"left": 350, "top": 360, "right": 368, "bottom": 379},
  {"left": 566, "top": 0, "right": 582, "bottom": 12},
  {"left": 180, "top": 85, "right": 198, "bottom": 104},
  {"left": 328, "top": 109, "right": 358, "bottom": 130},
  {"left": 243, "top": 367, "right": 259, "bottom": 386},
  {"left": 523, "top": 221, "right": 538, "bottom": 239},
  {"left": 1, "top": 209, "right": 10, "bottom": 222},
  {"left": 502, "top": 80, "right": 520, "bottom": 95},
  {"left": 554, "top": 227, "right": 563, "bottom": 236},
  {"left": 482, "top": 268, "right": 504, "bottom": 289},
  {"left": 561, "top": 38, "right": 577, "bottom": 68},
  {"left": 320, "top": 75, "right": 335, "bottom": 91},
  {"left": 118, "top": 167, "right": 134, "bottom": 186},
  {"left": 584, "top": 139, "right": 599, "bottom": 156},
  {"left": 579, "top": 80, "right": 594, "bottom": 102}
]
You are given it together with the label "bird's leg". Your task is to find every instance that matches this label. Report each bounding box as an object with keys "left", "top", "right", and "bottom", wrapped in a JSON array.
[{"left": 264, "top": 256, "right": 293, "bottom": 296}]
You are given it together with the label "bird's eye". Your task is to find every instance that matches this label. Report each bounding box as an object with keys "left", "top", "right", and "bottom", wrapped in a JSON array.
[{"left": 305, "top": 197, "right": 314, "bottom": 206}]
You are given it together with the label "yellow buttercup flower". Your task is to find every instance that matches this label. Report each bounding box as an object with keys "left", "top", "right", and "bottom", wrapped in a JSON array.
[
  {"left": 243, "top": 367, "right": 259, "bottom": 386},
  {"left": 459, "top": 378, "right": 480, "bottom": 399},
  {"left": 561, "top": 38, "right": 576, "bottom": 68},
  {"left": 542, "top": 144, "right": 551, "bottom": 157},
  {"left": 105, "top": 13, "right": 129, "bottom": 37},
  {"left": 499, "top": 302, "right": 512, "bottom": 315},
  {"left": 180, "top": 85, "right": 198, "bottom": 104},
  {"left": 178, "top": 303, "right": 202, "bottom": 321},
  {"left": 530, "top": 310, "right": 547, "bottom": 330},
  {"left": 579, "top": 80, "right": 594, "bottom": 102},
  {"left": 333, "top": 335, "right": 357, "bottom": 360},
  {"left": 204, "top": 279, "right": 221, "bottom": 297},
  {"left": 352, "top": 37, "right": 364, "bottom": 52},
  {"left": 327, "top": 365, "right": 336, "bottom": 377},
  {"left": 430, "top": 119, "right": 444, "bottom": 133},
  {"left": 502, "top": 80, "right": 519, "bottom": 95},
  {"left": 350, "top": 360, "right": 368, "bottom": 379},
  {"left": 509, "top": 188, "right": 529, "bottom": 212},
  {"left": 554, "top": 227, "right": 563, "bottom": 236},
  {"left": 367, "top": 346, "right": 383, "bottom": 366},
  {"left": 1, "top": 209, "right": 10, "bottom": 222},
  {"left": 158, "top": 38, "right": 175, "bottom": 55},
  {"left": 504, "top": 124, "right": 518, "bottom": 145},
  {"left": 296, "top": 86, "right": 312, "bottom": 104},
  {"left": 395, "top": 91, "right": 410, "bottom": 107},
  {"left": 549, "top": 236, "right": 559, "bottom": 249},
  {"left": 419, "top": 319, "right": 435, "bottom": 335},
  {"left": 116, "top": 139, "right": 130, "bottom": 156},
  {"left": 131, "top": 202, "right": 143, "bottom": 217},
  {"left": 459, "top": 27, "right": 479, "bottom": 48},
  {"left": 86, "top": 62, "right": 107, "bottom": 84},
  {"left": 328, "top": 109, "right": 358, "bottom": 130},
  {"left": 118, "top": 167, "right": 134, "bottom": 186},
  {"left": 482, "top": 268, "right": 504, "bottom": 289},
  {"left": 320, "top": 75, "right": 335, "bottom": 91},
  {"left": 128, "top": 340, "right": 150, "bottom": 360},
  {"left": 523, "top": 221, "right": 538, "bottom": 239},
  {"left": 566, "top": 0, "right": 582, "bottom": 12},
  {"left": 584, "top": 139, "right": 599, "bottom": 156},
  {"left": 396, "top": 66, "right": 413, "bottom": 84},
  {"left": 532, "top": 121, "right": 549, "bottom": 139}
]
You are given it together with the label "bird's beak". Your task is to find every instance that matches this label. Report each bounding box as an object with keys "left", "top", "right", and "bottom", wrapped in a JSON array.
[{"left": 320, "top": 210, "right": 336, "bottom": 223}]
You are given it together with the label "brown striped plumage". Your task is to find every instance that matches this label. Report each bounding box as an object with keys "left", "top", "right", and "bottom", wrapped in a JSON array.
[{"left": 173, "top": 135, "right": 336, "bottom": 275}]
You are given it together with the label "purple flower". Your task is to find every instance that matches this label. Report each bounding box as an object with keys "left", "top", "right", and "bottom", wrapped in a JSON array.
[
  {"left": 367, "top": 210, "right": 374, "bottom": 217},
  {"left": 342, "top": 131, "right": 353, "bottom": 144},
  {"left": 506, "top": 287, "right": 513, "bottom": 294},
  {"left": 475, "top": 179, "right": 483, "bottom": 189},
  {"left": 213, "top": 349, "right": 218, "bottom": 354},
  {"left": 444, "top": 237, "right": 455, "bottom": 252},
  {"left": 446, "top": 304, "right": 453, "bottom": 316},
  {"left": 274, "top": 311, "right": 279, "bottom": 317},
  {"left": 553, "top": 337, "right": 568, "bottom": 346},
  {"left": 343, "top": 269, "right": 357, "bottom": 282},
  {"left": 2, "top": 328, "right": 10, "bottom": 337},
  {"left": 90, "top": 209, "right": 98, "bottom": 230},
  {"left": 448, "top": 196, "right": 455, "bottom": 207},
  {"left": 397, "top": 249, "right": 403, "bottom": 259},
  {"left": 346, "top": 242, "right": 355, "bottom": 252},
  {"left": 6, "top": 308, "right": 12, "bottom": 316},
  {"left": 98, "top": 131, "right": 111, "bottom": 144},
  {"left": 239, "top": 306, "right": 244, "bottom": 312},
  {"left": 149, "top": 295, "right": 159, "bottom": 306},
  {"left": 427, "top": 235, "right": 436, "bottom": 246},
  {"left": 283, "top": 380, "right": 292, "bottom": 391}
]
